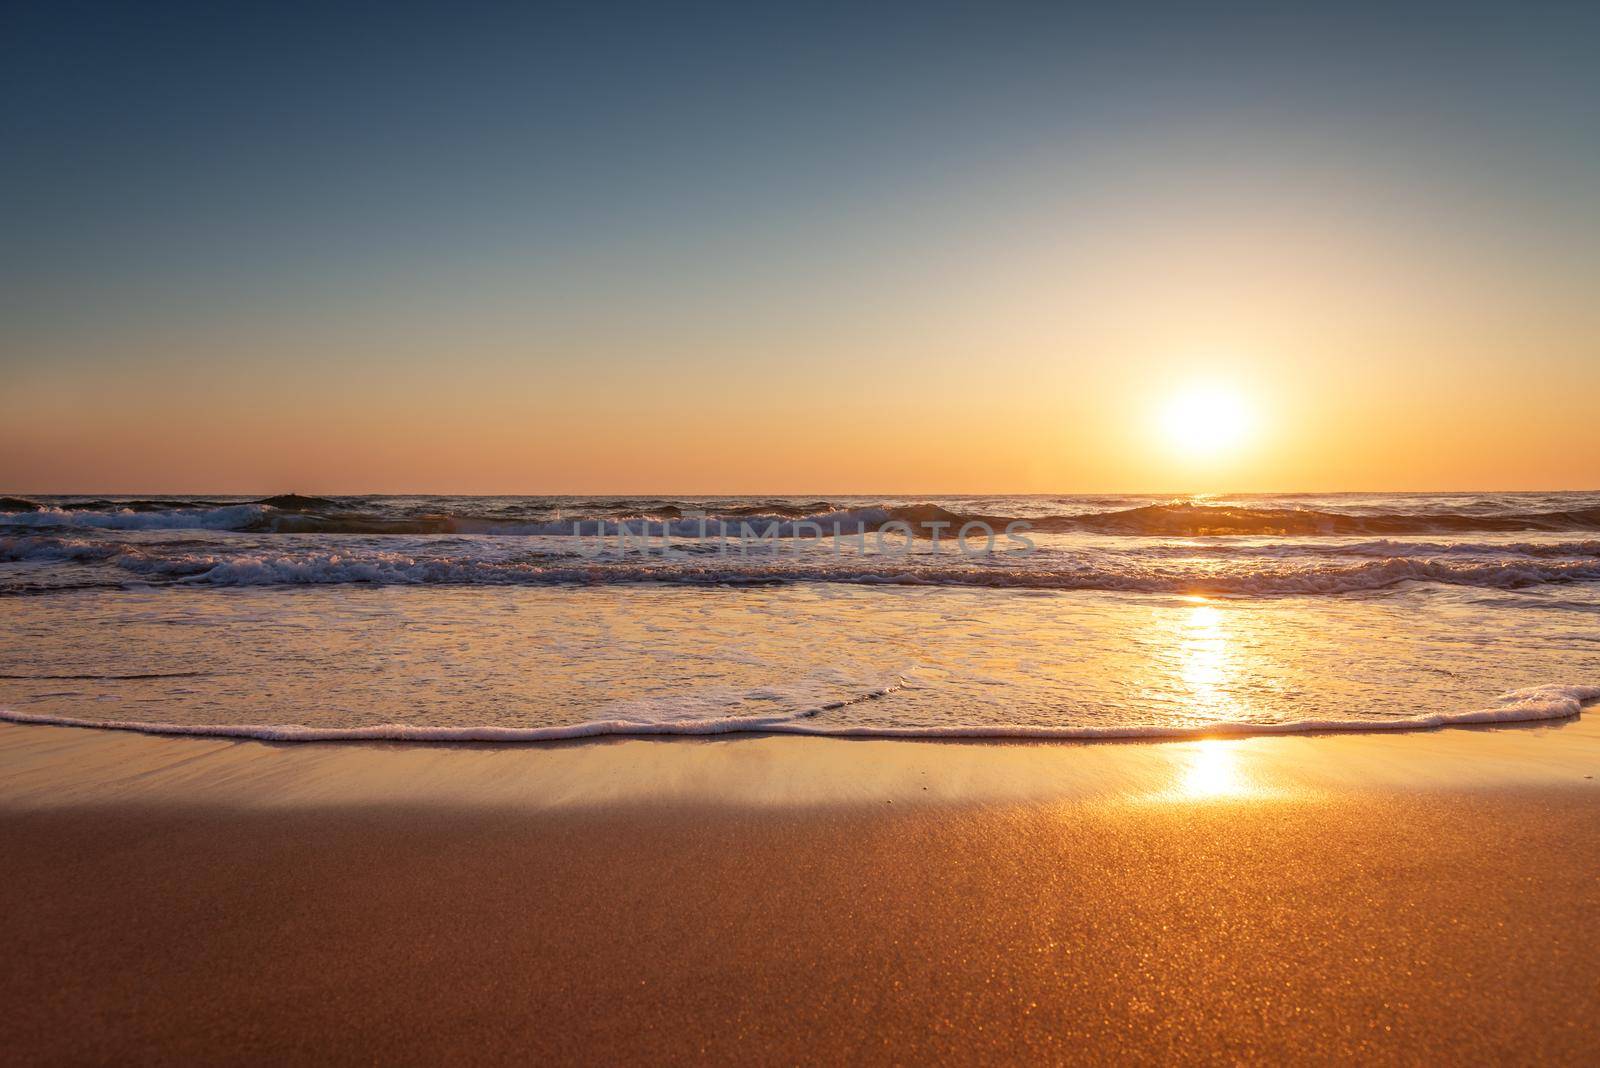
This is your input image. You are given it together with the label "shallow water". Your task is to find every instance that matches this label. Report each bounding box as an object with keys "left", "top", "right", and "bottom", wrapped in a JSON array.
[{"left": 3, "top": 493, "right": 1599, "bottom": 739}]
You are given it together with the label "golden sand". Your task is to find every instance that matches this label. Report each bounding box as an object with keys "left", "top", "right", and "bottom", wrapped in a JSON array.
[{"left": 2, "top": 718, "right": 1598, "bottom": 1063}]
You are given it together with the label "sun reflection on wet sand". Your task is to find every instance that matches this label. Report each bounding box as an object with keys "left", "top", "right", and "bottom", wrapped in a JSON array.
[
  {"left": 1176, "top": 739, "right": 1255, "bottom": 798},
  {"left": 1131, "top": 738, "right": 1288, "bottom": 803}
]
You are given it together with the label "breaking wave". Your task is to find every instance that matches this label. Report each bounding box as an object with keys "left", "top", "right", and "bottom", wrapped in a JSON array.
[
  {"left": 6, "top": 533, "right": 1600, "bottom": 593},
  {"left": 2, "top": 684, "right": 1593, "bottom": 743},
  {"left": 7, "top": 493, "right": 1600, "bottom": 597},
  {"left": 8, "top": 496, "right": 1600, "bottom": 537},
  {"left": 1060, "top": 502, "right": 1600, "bottom": 536}
]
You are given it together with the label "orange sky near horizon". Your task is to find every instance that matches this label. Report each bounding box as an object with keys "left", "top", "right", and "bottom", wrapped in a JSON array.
[
  {"left": 6, "top": 335, "right": 1595, "bottom": 496},
  {"left": 7, "top": 169, "right": 1596, "bottom": 496}
]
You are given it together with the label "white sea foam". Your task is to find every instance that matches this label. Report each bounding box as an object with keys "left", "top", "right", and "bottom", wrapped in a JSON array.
[
  {"left": 0, "top": 505, "right": 271, "bottom": 530},
  {"left": 8, "top": 494, "right": 1600, "bottom": 597},
  {"left": 1124, "top": 538, "right": 1600, "bottom": 560},
  {"left": 7, "top": 535, "right": 1600, "bottom": 594},
  {"left": 2, "top": 684, "right": 1593, "bottom": 743}
]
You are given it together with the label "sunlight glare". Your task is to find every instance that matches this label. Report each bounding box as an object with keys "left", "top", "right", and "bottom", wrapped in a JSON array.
[
  {"left": 1176, "top": 740, "right": 1254, "bottom": 799},
  {"left": 1159, "top": 386, "right": 1254, "bottom": 458}
]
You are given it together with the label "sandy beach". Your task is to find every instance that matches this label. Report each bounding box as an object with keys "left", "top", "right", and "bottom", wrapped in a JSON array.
[{"left": 4, "top": 716, "right": 1599, "bottom": 1064}]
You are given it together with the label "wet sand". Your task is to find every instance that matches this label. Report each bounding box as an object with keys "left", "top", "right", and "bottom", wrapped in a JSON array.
[{"left": 3, "top": 719, "right": 1599, "bottom": 1063}]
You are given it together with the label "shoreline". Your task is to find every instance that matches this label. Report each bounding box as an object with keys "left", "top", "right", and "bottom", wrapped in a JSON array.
[
  {"left": 3, "top": 682, "right": 1598, "bottom": 745},
  {"left": 3, "top": 708, "right": 1599, "bottom": 811}
]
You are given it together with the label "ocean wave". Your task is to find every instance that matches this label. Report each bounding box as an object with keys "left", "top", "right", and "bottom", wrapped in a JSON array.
[
  {"left": 1103, "top": 538, "right": 1600, "bottom": 560},
  {"left": 9, "top": 496, "right": 1600, "bottom": 537},
  {"left": 0, "top": 504, "right": 905, "bottom": 537},
  {"left": 0, "top": 504, "right": 274, "bottom": 531},
  {"left": 7, "top": 535, "right": 1600, "bottom": 593},
  {"left": 2, "top": 684, "right": 1593, "bottom": 743},
  {"left": 252, "top": 493, "right": 344, "bottom": 511},
  {"left": 1052, "top": 501, "right": 1600, "bottom": 536},
  {"left": 0, "top": 494, "right": 333, "bottom": 514}
]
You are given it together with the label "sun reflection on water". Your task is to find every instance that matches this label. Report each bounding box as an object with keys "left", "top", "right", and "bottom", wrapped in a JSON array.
[
  {"left": 1146, "top": 600, "right": 1283, "bottom": 801},
  {"left": 1172, "top": 598, "right": 1248, "bottom": 723}
]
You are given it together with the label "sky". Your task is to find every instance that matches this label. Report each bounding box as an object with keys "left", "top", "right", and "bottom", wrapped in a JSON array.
[{"left": 2, "top": 1, "right": 1597, "bottom": 494}]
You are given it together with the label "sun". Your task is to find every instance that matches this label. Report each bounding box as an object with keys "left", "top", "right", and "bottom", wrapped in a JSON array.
[{"left": 1159, "top": 386, "right": 1254, "bottom": 458}]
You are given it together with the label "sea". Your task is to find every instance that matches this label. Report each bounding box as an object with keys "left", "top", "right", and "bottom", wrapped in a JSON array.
[{"left": 3, "top": 491, "right": 1598, "bottom": 741}]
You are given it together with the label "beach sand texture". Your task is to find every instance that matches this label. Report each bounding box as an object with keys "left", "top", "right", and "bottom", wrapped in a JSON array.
[{"left": 3, "top": 718, "right": 1599, "bottom": 1063}]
